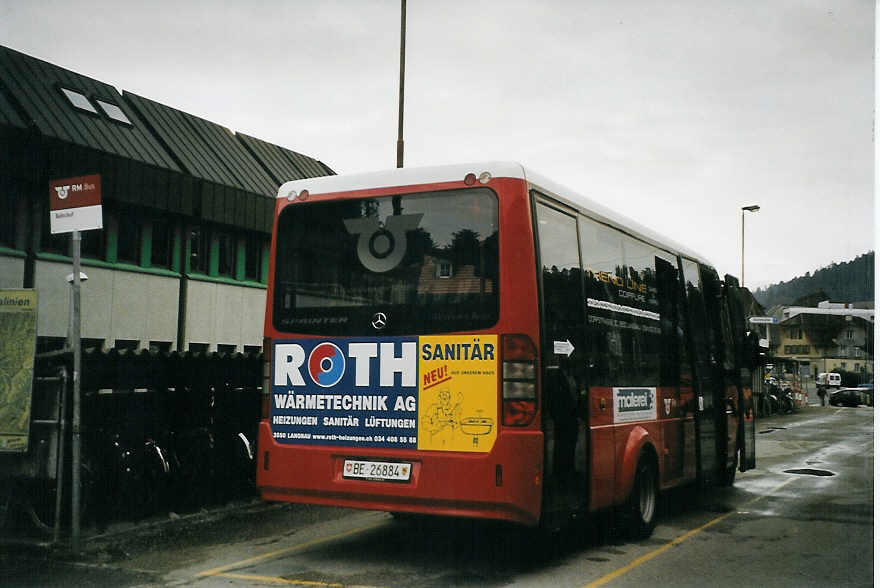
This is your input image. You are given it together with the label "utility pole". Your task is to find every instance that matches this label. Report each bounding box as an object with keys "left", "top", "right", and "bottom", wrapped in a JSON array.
[
  {"left": 741, "top": 205, "right": 760, "bottom": 287},
  {"left": 396, "top": 0, "right": 406, "bottom": 169}
]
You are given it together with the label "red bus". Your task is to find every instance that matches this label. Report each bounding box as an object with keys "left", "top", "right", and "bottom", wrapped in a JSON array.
[{"left": 257, "top": 162, "right": 756, "bottom": 537}]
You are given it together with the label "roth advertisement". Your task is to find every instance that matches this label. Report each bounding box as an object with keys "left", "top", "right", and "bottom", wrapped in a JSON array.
[{"left": 271, "top": 335, "right": 497, "bottom": 452}]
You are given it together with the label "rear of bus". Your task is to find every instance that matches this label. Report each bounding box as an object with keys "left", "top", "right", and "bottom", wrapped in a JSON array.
[{"left": 257, "top": 163, "right": 545, "bottom": 525}]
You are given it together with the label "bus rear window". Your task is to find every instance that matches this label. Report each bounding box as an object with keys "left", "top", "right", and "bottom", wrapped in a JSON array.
[{"left": 273, "top": 187, "right": 499, "bottom": 335}]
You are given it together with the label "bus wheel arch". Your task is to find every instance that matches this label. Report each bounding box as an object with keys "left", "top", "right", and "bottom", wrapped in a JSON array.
[
  {"left": 615, "top": 426, "right": 655, "bottom": 502},
  {"left": 614, "top": 428, "right": 660, "bottom": 539}
]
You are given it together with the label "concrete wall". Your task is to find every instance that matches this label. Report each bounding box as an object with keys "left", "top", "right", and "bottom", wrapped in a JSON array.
[
  {"left": 185, "top": 279, "right": 265, "bottom": 351},
  {"left": 0, "top": 255, "right": 24, "bottom": 288},
  {"left": 35, "top": 260, "right": 179, "bottom": 348}
]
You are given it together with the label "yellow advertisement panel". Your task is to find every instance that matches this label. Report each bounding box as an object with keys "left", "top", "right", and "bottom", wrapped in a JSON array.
[
  {"left": 0, "top": 289, "right": 38, "bottom": 453},
  {"left": 417, "top": 335, "right": 498, "bottom": 452}
]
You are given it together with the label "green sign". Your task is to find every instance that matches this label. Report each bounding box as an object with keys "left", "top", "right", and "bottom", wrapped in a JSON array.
[{"left": 0, "top": 289, "right": 38, "bottom": 452}]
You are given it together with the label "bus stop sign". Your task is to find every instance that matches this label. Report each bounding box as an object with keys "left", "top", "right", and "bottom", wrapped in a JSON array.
[{"left": 48, "top": 174, "right": 102, "bottom": 234}]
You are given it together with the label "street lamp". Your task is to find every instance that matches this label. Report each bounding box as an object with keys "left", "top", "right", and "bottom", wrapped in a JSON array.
[
  {"left": 741, "top": 205, "right": 760, "bottom": 286},
  {"left": 396, "top": 0, "right": 406, "bottom": 168}
]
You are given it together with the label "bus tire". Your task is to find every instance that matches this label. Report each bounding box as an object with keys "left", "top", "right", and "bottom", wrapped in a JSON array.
[{"left": 621, "top": 454, "right": 658, "bottom": 540}]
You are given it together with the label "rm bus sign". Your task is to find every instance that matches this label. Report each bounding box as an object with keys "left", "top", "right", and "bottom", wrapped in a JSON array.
[{"left": 48, "top": 174, "right": 102, "bottom": 234}]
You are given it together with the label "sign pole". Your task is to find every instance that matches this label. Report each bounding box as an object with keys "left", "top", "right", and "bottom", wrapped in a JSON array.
[
  {"left": 70, "top": 230, "right": 82, "bottom": 553},
  {"left": 48, "top": 173, "right": 101, "bottom": 552}
]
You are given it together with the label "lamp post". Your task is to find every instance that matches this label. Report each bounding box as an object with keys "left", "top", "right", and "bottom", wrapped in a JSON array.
[
  {"left": 396, "top": 0, "right": 406, "bottom": 169},
  {"left": 741, "top": 205, "right": 760, "bottom": 287}
]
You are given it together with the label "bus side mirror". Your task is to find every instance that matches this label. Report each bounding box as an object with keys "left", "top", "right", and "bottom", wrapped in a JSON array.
[{"left": 745, "top": 332, "right": 762, "bottom": 370}]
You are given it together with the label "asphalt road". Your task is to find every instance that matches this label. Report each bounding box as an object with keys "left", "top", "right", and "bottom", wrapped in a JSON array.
[{"left": 2, "top": 402, "right": 873, "bottom": 587}]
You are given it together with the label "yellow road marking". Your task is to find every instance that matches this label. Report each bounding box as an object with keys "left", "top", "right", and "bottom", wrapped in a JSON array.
[
  {"left": 195, "top": 522, "right": 383, "bottom": 578},
  {"left": 214, "top": 572, "right": 379, "bottom": 587},
  {"left": 582, "top": 476, "right": 796, "bottom": 588}
]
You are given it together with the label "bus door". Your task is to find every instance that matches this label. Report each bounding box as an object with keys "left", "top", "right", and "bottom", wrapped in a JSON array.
[
  {"left": 723, "top": 276, "right": 756, "bottom": 471},
  {"left": 701, "top": 268, "right": 740, "bottom": 480},
  {"left": 656, "top": 256, "right": 684, "bottom": 482},
  {"left": 681, "top": 260, "right": 718, "bottom": 487},
  {"left": 534, "top": 200, "right": 589, "bottom": 514}
]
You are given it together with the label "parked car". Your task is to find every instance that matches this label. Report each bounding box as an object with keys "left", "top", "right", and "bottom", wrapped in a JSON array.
[
  {"left": 829, "top": 387, "right": 864, "bottom": 407},
  {"left": 855, "top": 383, "right": 873, "bottom": 406}
]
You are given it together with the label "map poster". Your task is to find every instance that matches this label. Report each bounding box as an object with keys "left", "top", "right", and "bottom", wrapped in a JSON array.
[{"left": 0, "top": 290, "right": 38, "bottom": 453}]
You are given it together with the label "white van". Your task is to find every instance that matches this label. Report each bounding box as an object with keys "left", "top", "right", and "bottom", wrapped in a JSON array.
[{"left": 816, "top": 372, "right": 841, "bottom": 389}]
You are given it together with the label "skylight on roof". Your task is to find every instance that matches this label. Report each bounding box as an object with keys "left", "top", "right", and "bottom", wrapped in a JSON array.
[
  {"left": 61, "top": 88, "right": 97, "bottom": 114},
  {"left": 96, "top": 100, "right": 132, "bottom": 125}
]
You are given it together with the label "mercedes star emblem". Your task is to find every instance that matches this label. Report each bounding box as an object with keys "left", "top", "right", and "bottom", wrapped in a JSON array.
[{"left": 371, "top": 312, "right": 387, "bottom": 330}]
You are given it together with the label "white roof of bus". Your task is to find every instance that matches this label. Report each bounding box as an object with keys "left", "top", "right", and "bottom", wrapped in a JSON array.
[{"left": 277, "top": 161, "right": 711, "bottom": 266}]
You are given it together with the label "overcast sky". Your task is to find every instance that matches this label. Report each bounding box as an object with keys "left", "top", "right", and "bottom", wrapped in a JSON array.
[{"left": 1, "top": 0, "right": 874, "bottom": 290}]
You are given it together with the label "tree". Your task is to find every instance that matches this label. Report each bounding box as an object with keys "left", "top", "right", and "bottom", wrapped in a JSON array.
[
  {"left": 754, "top": 251, "right": 874, "bottom": 307},
  {"left": 792, "top": 290, "right": 831, "bottom": 307},
  {"left": 445, "top": 228, "right": 481, "bottom": 269}
]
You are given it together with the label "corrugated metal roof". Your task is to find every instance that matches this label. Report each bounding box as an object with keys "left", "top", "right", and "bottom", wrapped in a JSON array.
[
  {"left": 0, "top": 87, "right": 25, "bottom": 128},
  {"left": 287, "top": 149, "right": 330, "bottom": 178},
  {"left": 124, "top": 92, "right": 277, "bottom": 196},
  {"left": 0, "top": 46, "right": 179, "bottom": 171},
  {"left": 236, "top": 132, "right": 334, "bottom": 186}
]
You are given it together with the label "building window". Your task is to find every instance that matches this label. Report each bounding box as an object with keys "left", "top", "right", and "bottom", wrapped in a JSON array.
[
  {"left": 114, "top": 339, "right": 139, "bottom": 352},
  {"left": 149, "top": 341, "right": 172, "bottom": 353},
  {"left": 60, "top": 88, "right": 98, "bottom": 114},
  {"left": 81, "top": 229, "right": 105, "bottom": 260},
  {"left": 189, "top": 226, "right": 209, "bottom": 273},
  {"left": 151, "top": 217, "right": 172, "bottom": 268},
  {"left": 785, "top": 344, "right": 810, "bottom": 355},
  {"left": 437, "top": 262, "right": 452, "bottom": 279},
  {"left": 217, "top": 343, "right": 237, "bottom": 355},
  {"left": 244, "top": 233, "right": 264, "bottom": 281},
  {"left": 37, "top": 337, "right": 67, "bottom": 354},
  {"left": 0, "top": 191, "right": 14, "bottom": 248},
  {"left": 117, "top": 213, "right": 141, "bottom": 264},
  {"left": 95, "top": 99, "right": 132, "bottom": 125},
  {"left": 243, "top": 345, "right": 262, "bottom": 356},
  {"left": 846, "top": 328, "right": 854, "bottom": 340},
  {"left": 789, "top": 327, "right": 802, "bottom": 340},
  {"left": 188, "top": 342, "right": 209, "bottom": 354},
  {"left": 81, "top": 338, "right": 104, "bottom": 352},
  {"left": 217, "top": 231, "right": 235, "bottom": 277}
]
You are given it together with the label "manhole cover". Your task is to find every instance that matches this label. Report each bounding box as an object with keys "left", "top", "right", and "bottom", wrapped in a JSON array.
[{"left": 784, "top": 468, "right": 835, "bottom": 476}]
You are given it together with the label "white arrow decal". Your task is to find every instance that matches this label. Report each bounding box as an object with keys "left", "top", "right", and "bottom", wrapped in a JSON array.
[{"left": 553, "top": 339, "right": 575, "bottom": 357}]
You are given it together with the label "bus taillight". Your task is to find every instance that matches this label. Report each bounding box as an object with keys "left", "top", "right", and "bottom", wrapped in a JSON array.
[
  {"left": 501, "top": 334, "right": 537, "bottom": 426},
  {"left": 261, "top": 336, "right": 272, "bottom": 420}
]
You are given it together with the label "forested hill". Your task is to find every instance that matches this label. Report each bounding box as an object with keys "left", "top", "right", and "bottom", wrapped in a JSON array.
[{"left": 753, "top": 252, "right": 874, "bottom": 308}]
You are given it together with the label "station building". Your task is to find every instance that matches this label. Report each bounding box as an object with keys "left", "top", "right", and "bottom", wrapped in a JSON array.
[{"left": 0, "top": 45, "right": 333, "bottom": 354}]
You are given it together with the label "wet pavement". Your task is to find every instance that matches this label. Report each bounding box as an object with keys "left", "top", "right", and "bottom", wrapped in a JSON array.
[{"left": 1, "top": 401, "right": 873, "bottom": 587}]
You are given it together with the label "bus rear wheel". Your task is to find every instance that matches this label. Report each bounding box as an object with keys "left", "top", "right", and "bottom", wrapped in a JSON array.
[{"left": 621, "top": 454, "right": 658, "bottom": 540}]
